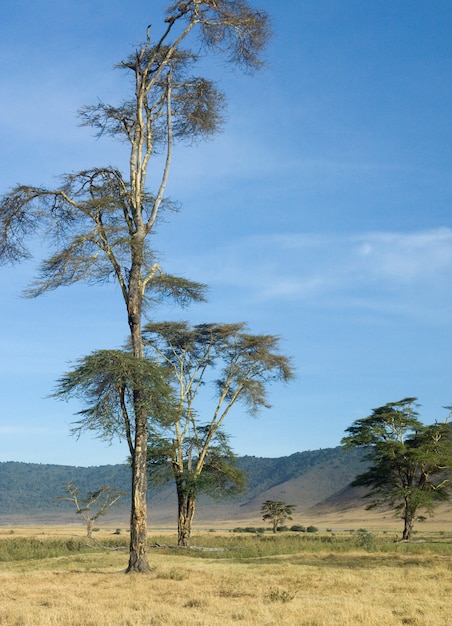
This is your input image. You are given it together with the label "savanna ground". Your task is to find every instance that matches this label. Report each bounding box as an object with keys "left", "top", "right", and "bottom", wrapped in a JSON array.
[{"left": 0, "top": 523, "right": 451, "bottom": 626}]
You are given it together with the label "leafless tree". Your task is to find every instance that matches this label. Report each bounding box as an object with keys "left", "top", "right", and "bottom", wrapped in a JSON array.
[{"left": 55, "top": 482, "right": 125, "bottom": 538}]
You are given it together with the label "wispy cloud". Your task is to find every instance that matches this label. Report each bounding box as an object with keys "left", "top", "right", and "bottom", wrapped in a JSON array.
[
  {"left": 353, "top": 229, "right": 452, "bottom": 282},
  {"left": 168, "top": 228, "right": 452, "bottom": 320}
]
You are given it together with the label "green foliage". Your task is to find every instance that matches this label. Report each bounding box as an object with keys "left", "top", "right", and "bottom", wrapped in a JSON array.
[
  {"left": 306, "top": 525, "right": 318, "bottom": 533},
  {"left": 261, "top": 500, "right": 296, "bottom": 533},
  {"left": 342, "top": 398, "right": 452, "bottom": 540},
  {"left": 53, "top": 350, "right": 176, "bottom": 454},
  {"left": 147, "top": 427, "right": 246, "bottom": 499},
  {"left": 143, "top": 321, "right": 294, "bottom": 545},
  {"left": 143, "top": 321, "right": 294, "bottom": 419},
  {"left": 0, "top": 2, "right": 272, "bottom": 572},
  {"left": 355, "top": 529, "right": 375, "bottom": 551}
]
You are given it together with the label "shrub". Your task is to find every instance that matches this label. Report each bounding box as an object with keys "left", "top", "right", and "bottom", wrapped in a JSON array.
[
  {"left": 290, "top": 525, "right": 306, "bottom": 532},
  {"left": 267, "top": 588, "right": 295, "bottom": 603},
  {"left": 306, "top": 525, "right": 318, "bottom": 533},
  {"left": 356, "top": 529, "right": 375, "bottom": 551}
]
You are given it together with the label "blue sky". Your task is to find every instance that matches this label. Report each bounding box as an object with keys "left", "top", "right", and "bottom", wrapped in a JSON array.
[{"left": 1, "top": 1, "right": 451, "bottom": 466}]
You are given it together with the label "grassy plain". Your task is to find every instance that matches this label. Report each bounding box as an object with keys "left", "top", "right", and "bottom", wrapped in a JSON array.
[{"left": 0, "top": 526, "right": 451, "bottom": 626}]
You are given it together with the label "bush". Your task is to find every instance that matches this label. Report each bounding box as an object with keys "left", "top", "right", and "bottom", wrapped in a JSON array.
[
  {"left": 355, "top": 529, "right": 375, "bottom": 551},
  {"left": 290, "top": 525, "right": 306, "bottom": 533},
  {"left": 267, "top": 588, "right": 295, "bottom": 603},
  {"left": 276, "top": 526, "right": 288, "bottom": 532},
  {"left": 232, "top": 527, "right": 263, "bottom": 534},
  {"left": 306, "top": 525, "right": 318, "bottom": 533}
]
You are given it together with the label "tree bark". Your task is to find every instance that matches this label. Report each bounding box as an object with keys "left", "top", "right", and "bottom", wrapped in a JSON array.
[
  {"left": 402, "top": 500, "right": 415, "bottom": 541},
  {"left": 126, "top": 416, "right": 151, "bottom": 572},
  {"left": 125, "top": 254, "right": 152, "bottom": 573},
  {"left": 176, "top": 480, "right": 197, "bottom": 547}
]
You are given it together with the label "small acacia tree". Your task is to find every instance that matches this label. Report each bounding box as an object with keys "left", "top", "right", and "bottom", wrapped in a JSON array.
[
  {"left": 143, "top": 321, "right": 294, "bottom": 546},
  {"left": 0, "top": 2, "right": 271, "bottom": 573},
  {"left": 261, "top": 500, "right": 296, "bottom": 533},
  {"left": 55, "top": 482, "right": 125, "bottom": 538},
  {"left": 342, "top": 398, "right": 452, "bottom": 540}
]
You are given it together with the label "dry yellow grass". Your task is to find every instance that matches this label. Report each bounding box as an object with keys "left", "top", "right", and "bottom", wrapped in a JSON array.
[{"left": 1, "top": 528, "right": 451, "bottom": 626}]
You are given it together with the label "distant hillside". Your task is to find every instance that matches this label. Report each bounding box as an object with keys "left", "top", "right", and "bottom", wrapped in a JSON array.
[
  {"left": 0, "top": 446, "right": 367, "bottom": 525},
  {"left": 0, "top": 463, "right": 132, "bottom": 523}
]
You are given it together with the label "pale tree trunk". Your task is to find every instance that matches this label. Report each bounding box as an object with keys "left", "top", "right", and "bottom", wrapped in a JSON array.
[
  {"left": 125, "top": 258, "right": 152, "bottom": 573},
  {"left": 86, "top": 518, "right": 94, "bottom": 538},
  {"left": 127, "top": 409, "right": 150, "bottom": 572}
]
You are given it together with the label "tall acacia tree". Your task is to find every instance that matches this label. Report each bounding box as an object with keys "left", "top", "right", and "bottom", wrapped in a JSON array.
[
  {"left": 142, "top": 321, "right": 294, "bottom": 546},
  {"left": 342, "top": 398, "right": 452, "bottom": 540},
  {"left": 0, "top": 2, "right": 271, "bottom": 573}
]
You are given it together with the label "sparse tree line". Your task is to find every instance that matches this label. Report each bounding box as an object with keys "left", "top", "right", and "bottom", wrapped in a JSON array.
[
  {"left": 58, "top": 396, "right": 452, "bottom": 545},
  {"left": 261, "top": 401, "right": 452, "bottom": 542}
]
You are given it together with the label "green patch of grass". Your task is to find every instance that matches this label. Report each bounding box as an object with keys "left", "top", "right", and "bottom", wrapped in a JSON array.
[
  {"left": 1, "top": 531, "right": 451, "bottom": 566},
  {"left": 149, "top": 531, "right": 452, "bottom": 560},
  {"left": 0, "top": 536, "right": 128, "bottom": 562}
]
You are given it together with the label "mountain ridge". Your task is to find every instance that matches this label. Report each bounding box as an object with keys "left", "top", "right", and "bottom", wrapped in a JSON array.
[{"left": 0, "top": 446, "right": 368, "bottom": 524}]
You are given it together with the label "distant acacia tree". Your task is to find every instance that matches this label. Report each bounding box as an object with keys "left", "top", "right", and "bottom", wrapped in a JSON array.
[
  {"left": 55, "top": 482, "right": 125, "bottom": 538},
  {"left": 261, "top": 500, "right": 296, "bottom": 533},
  {"left": 0, "top": 1, "right": 271, "bottom": 573},
  {"left": 342, "top": 398, "right": 452, "bottom": 540},
  {"left": 143, "top": 321, "right": 294, "bottom": 546}
]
